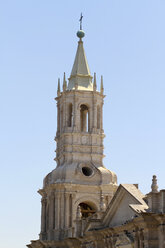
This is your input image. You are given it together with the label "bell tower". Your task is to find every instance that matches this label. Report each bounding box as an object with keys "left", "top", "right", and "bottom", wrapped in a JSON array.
[
  {"left": 56, "top": 36, "right": 105, "bottom": 170},
  {"left": 37, "top": 23, "right": 117, "bottom": 243}
]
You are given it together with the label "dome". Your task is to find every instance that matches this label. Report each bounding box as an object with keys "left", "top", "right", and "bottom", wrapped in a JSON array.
[{"left": 43, "top": 162, "right": 117, "bottom": 187}]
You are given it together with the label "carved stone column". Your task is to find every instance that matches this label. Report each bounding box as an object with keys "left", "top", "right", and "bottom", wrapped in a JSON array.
[
  {"left": 82, "top": 110, "right": 87, "bottom": 132},
  {"left": 158, "top": 223, "right": 165, "bottom": 248},
  {"left": 49, "top": 192, "right": 55, "bottom": 231},
  {"left": 139, "top": 230, "right": 144, "bottom": 248},
  {"left": 100, "top": 102, "right": 103, "bottom": 132},
  {"left": 64, "top": 192, "right": 70, "bottom": 228},
  {"left": 60, "top": 193, "right": 65, "bottom": 229},
  {"left": 55, "top": 192, "right": 60, "bottom": 229},
  {"left": 106, "top": 237, "right": 113, "bottom": 248},
  {"left": 60, "top": 105, "right": 63, "bottom": 133},
  {"left": 93, "top": 100, "right": 97, "bottom": 131},
  {"left": 57, "top": 102, "right": 60, "bottom": 135},
  {"left": 63, "top": 95, "right": 67, "bottom": 131},
  {"left": 88, "top": 106, "right": 92, "bottom": 132},
  {"left": 71, "top": 194, "right": 76, "bottom": 226},
  {"left": 73, "top": 95, "right": 78, "bottom": 131},
  {"left": 133, "top": 230, "right": 139, "bottom": 248},
  {"left": 41, "top": 197, "right": 47, "bottom": 235},
  {"left": 143, "top": 229, "right": 149, "bottom": 248}
]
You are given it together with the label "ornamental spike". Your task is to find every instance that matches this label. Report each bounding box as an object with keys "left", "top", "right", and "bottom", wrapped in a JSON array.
[
  {"left": 151, "top": 175, "right": 158, "bottom": 193},
  {"left": 93, "top": 72, "right": 97, "bottom": 91},
  {"left": 63, "top": 72, "right": 66, "bottom": 91},
  {"left": 100, "top": 75, "right": 104, "bottom": 94},
  {"left": 57, "top": 78, "right": 60, "bottom": 96}
]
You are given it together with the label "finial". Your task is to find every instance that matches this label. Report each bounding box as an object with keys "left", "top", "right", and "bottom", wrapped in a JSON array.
[
  {"left": 79, "top": 13, "right": 83, "bottom": 30},
  {"left": 63, "top": 72, "right": 67, "bottom": 91},
  {"left": 93, "top": 73, "right": 97, "bottom": 91},
  {"left": 100, "top": 75, "right": 104, "bottom": 94},
  {"left": 57, "top": 78, "right": 60, "bottom": 96},
  {"left": 151, "top": 175, "right": 158, "bottom": 193},
  {"left": 100, "top": 195, "right": 106, "bottom": 212},
  {"left": 77, "top": 13, "right": 85, "bottom": 39},
  {"left": 77, "top": 205, "right": 82, "bottom": 220}
]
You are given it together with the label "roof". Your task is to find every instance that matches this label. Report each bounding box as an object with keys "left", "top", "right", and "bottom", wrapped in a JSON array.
[
  {"left": 121, "top": 184, "right": 147, "bottom": 206},
  {"left": 101, "top": 184, "right": 149, "bottom": 227},
  {"left": 70, "top": 40, "right": 90, "bottom": 76},
  {"left": 68, "top": 40, "right": 93, "bottom": 91}
]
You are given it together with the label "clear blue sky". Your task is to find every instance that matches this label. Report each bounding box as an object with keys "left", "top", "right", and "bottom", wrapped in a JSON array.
[{"left": 0, "top": 1, "right": 165, "bottom": 247}]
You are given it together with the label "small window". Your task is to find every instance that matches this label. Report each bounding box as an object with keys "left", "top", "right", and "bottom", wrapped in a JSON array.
[{"left": 82, "top": 167, "right": 93, "bottom": 177}]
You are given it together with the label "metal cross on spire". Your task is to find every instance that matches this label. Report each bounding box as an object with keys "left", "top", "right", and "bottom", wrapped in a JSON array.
[{"left": 79, "top": 13, "right": 83, "bottom": 30}]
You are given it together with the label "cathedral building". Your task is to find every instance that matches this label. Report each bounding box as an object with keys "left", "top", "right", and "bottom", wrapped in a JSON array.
[{"left": 27, "top": 25, "right": 165, "bottom": 248}]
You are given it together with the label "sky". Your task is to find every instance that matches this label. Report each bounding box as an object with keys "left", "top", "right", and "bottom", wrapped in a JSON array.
[{"left": 0, "top": 0, "right": 165, "bottom": 247}]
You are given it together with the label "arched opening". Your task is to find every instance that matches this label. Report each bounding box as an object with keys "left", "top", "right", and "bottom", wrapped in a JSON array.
[
  {"left": 80, "top": 104, "right": 89, "bottom": 132},
  {"left": 68, "top": 103, "right": 73, "bottom": 127},
  {"left": 97, "top": 105, "right": 100, "bottom": 129},
  {"left": 79, "top": 202, "right": 96, "bottom": 218}
]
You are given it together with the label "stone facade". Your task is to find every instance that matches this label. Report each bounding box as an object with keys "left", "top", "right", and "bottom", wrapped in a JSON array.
[{"left": 27, "top": 29, "right": 165, "bottom": 248}]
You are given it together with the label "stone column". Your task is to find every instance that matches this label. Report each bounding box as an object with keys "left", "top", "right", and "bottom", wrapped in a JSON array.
[
  {"left": 139, "top": 230, "right": 144, "bottom": 248},
  {"left": 60, "top": 193, "right": 65, "bottom": 229},
  {"left": 49, "top": 192, "right": 55, "bottom": 231},
  {"left": 88, "top": 107, "right": 92, "bottom": 132},
  {"left": 71, "top": 194, "right": 76, "bottom": 226},
  {"left": 55, "top": 192, "right": 60, "bottom": 229},
  {"left": 93, "top": 100, "right": 97, "bottom": 131},
  {"left": 69, "top": 194, "right": 73, "bottom": 227},
  {"left": 64, "top": 192, "right": 70, "bottom": 228},
  {"left": 143, "top": 229, "right": 149, "bottom": 248},
  {"left": 63, "top": 96, "right": 67, "bottom": 131},
  {"left": 60, "top": 105, "right": 63, "bottom": 133},
  {"left": 93, "top": 240, "right": 98, "bottom": 248},
  {"left": 158, "top": 223, "right": 165, "bottom": 248},
  {"left": 106, "top": 237, "right": 112, "bottom": 248},
  {"left": 41, "top": 197, "right": 47, "bottom": 234},
  {"left": 73, "top": 95, "right": 78, "bottom": 131},
  {"left": 112, "top": 236, "right": 117, "bottom": 248},
  {"left": 133, "top": 231, "right": 139, "bottom": 248},
  {"left": 83, "top": 110, "right": 87, "bottom": 132},
  {"left": 100, "top": 102, "right": 103, "bottom": 132},
  {"left": 57, "top": 102, "right": 60, "bottom": 135},
  {"left": 72, "top": 194, "right": 76, "bottom": 237}
]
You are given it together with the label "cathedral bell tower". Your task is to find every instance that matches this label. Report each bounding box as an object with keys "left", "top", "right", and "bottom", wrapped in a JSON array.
[{"left": 37, "top": 24, "right": 117, "bottom": 242}]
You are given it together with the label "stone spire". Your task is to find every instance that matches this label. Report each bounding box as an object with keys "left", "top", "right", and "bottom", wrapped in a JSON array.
[
  {"left": 68, "top": 29, "right": 93, "bottom": 91},
  {"left": 70, "top": 39, "right": 90, "bottom": 77},
  {"left": 63, "top": 72, "right": 67, "bottom": 91},
  {"left": 57, "top": 78, "right": 60, "bottom": 96},
  {"left": 93, "top": 73, "right": 97, "bottom": 91},
  {"left": 151, "top": 175, "right": 158, "bottom": 193},
  {"left": 100, "top": 75, "right": 104, "bottom": 94}
]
